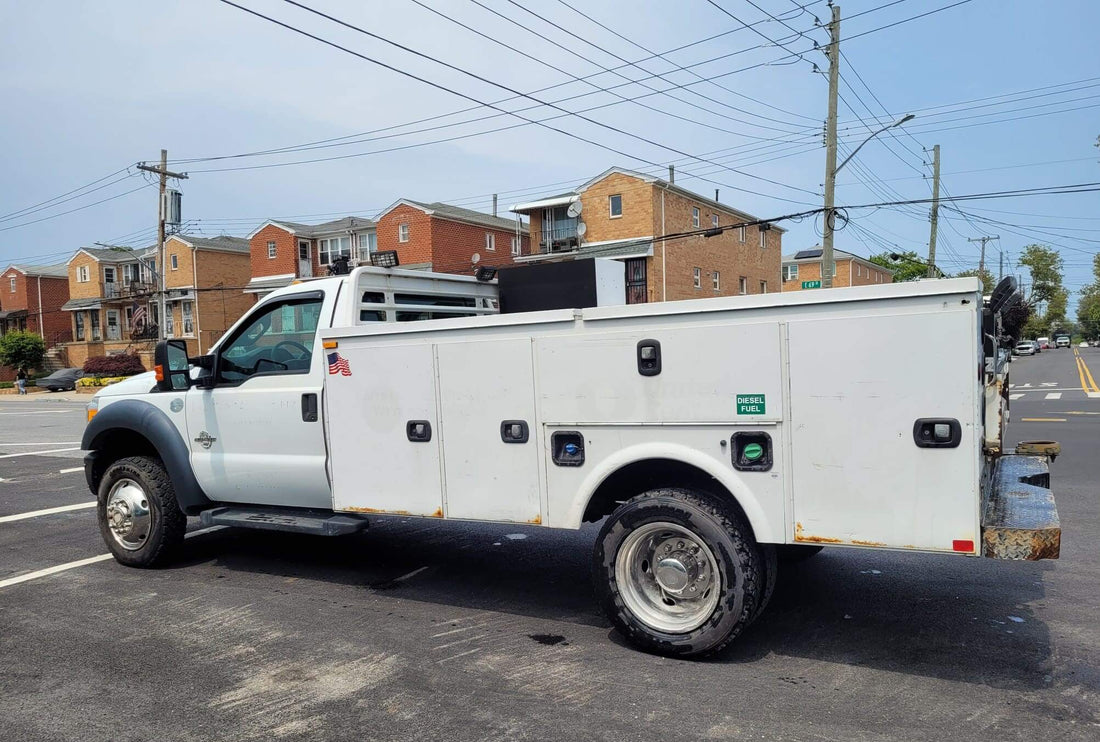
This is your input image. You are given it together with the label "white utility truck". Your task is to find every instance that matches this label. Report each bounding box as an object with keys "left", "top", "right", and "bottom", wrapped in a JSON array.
[{"left": 82, "top": 267, "right": 1060, "bottom": 657}]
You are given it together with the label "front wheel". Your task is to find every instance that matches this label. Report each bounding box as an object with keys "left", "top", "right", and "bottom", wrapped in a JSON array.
[
  {"left": 97, "top": 455, "right": 186, "bottom": 568},
  {"left": 593, "top": 488, "right": 765, "bottom": 658}
]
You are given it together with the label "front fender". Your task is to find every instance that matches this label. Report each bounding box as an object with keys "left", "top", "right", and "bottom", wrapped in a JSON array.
[
  {"left": 82, "top": 399, "right": 212, "bottom": 514},
  {"left": 565, "top": 441, "right": 778, "bottom": 543}
]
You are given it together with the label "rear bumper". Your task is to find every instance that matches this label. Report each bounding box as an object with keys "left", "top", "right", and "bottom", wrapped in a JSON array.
[{"left": 982, "top": 453, "right": 1061, "bottom": 560}]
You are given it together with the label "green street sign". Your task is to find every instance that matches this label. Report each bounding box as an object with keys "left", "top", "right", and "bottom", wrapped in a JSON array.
[
  {"left": 737, "top": 394, "right": 766, "bottom": 415},
  {"left": 801, "top": 280, "right": 821, "bottom": 289}
]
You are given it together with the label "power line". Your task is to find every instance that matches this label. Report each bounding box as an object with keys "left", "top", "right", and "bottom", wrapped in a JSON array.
[
  {"left": 0, "top": 183, "right": 156, "bottom": 233},
  {"left": 219, "top": 0, "right": 819, "bottom": 203},
  {"left": 0, "top": 167, "right": 135, "bottom": 223}
]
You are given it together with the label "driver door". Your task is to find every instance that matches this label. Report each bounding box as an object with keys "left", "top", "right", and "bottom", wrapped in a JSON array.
[{"left": 185, "top": 291, "right": 331, "bottom": 508}]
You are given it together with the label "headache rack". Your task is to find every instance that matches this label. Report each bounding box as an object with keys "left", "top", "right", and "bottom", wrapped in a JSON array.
[{"left": 344, "top": 265, "right": 500, "bottom": 325}]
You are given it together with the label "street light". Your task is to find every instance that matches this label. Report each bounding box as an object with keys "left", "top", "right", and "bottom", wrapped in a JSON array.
[
  {"left": 835, "top": 114, "right": 916, "bottom": 175},
  {"left": 822, "top": 113, "right": 915, "bottom": 288}
]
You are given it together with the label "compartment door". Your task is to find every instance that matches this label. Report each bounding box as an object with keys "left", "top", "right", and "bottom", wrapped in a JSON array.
[
  {"left": 787, "top": 312, "right": 978, "bottom": 550},
  {"left": 437, "top": 339, "right": 542, "bottom": 523},
  {"left": 327, "top": 342, "right": 444, "bottom": 517}
]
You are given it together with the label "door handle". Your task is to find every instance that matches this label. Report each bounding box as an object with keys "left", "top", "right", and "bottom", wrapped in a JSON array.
[
  {"left": 301, "top": 393, "right": 318, "bottom": 422},
  {"left": 500, "top": 420, "right": 529, "bottom": 443}
]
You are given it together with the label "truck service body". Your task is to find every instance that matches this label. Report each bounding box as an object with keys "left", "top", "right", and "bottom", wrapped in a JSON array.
[{"left": 82, "top": 267, "right": 1060, "bottom": 656}]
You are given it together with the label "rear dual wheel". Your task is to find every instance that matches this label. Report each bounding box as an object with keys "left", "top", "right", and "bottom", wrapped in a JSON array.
[{"left": 593, "top": 488, "right": 771, "bottom": 658}]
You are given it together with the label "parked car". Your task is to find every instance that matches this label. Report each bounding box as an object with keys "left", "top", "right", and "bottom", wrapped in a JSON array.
[
  {"left": 1082, "top": 342, "right": 1091, "bottom": 348},
  {"left": 1036, "top": 336, "right": 1050, "bottom": 349},
  {"left": 1055, "top": 336, "right": 1071, "bottom": 348},
  {"left": 34, "top": 367, "right": 84, "bottom": 392},
  {"left": 1015, "top": 341, "right": 1035, "bottom": 356}
]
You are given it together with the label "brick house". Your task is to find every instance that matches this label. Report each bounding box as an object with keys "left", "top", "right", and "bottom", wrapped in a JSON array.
[
  {"left": 61, "top": 246, "right": 156, "bottom": 368},
  {"left": 246, "top": 217, "right": 376, "bottom": 296},
  {"left": 374, "top": 200, "right": 528, "bottom": 275},
  {"left": 509, "top": 167, "right": 782, "bottom": 304},
  {"left": 0, "top": 263, "right": 71, "bottom": 379},
  {"left": 160, "top": 234, "right": 252, "bottom": 355},
  {"left": 780, "top": 247, "right": 893, "bottom": 292}
]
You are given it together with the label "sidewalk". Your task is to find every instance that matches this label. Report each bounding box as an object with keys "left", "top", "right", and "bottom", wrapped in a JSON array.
[{"left": 0, "top": 390, "right": 86, "bottom": 402}]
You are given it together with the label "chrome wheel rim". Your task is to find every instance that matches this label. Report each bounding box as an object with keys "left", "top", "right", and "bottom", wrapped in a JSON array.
[
  {"left": 615, "top": 521, "right": 721, "bottom": 633},
  {"left": 105, "top": 478, "right": 151, "bottom": 551}
]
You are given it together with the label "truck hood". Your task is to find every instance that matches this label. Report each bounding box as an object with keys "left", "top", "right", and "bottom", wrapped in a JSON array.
[{"left": 94, "top": 371, "right": 158, "bottom": 398}]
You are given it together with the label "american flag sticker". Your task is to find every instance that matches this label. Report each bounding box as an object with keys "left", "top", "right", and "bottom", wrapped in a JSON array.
[{"left": 327, "top": 352, "right": 352, "bottom": 376}]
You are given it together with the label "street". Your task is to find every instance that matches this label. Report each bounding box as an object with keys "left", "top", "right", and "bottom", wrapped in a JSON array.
[{"left": 0, "top": 349, "right": 1097, "bottom": 742}]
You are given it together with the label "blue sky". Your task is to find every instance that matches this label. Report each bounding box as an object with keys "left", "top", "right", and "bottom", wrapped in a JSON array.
[{"left": 1, "top": 0, "right": 1098, "bottom": 308}]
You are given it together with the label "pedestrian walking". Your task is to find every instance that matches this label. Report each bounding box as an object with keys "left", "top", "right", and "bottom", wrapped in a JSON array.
[{"left": 15, "top": 368, "right": 27, "bottom": 395}]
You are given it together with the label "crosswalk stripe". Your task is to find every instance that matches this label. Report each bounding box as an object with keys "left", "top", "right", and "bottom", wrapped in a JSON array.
[
  {"left": 1009, "top": 393, "right": 1025, "bottom": 400},
  {"left": 1044, "top": 392, "right": 1062, "bottom": 400}
]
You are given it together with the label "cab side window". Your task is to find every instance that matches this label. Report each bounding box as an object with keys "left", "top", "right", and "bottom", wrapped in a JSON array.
[{"left": 218, "top": 297, "right": 323, "bottom": 384}]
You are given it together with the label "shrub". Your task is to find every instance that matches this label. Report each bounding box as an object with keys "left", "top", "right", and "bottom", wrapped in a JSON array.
[
  {"left": 0, "top": 331, "right": 46, "bottom": 371},
  {"left": 83, "top": 354, "right": 146, "bottom": 377}
]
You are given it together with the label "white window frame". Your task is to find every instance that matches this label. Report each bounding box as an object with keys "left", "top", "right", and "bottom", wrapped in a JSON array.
[
  {"left": 759, "top": 228, "right": 767, "bottom": 248},
  {"left": 609, "top": 194, "right": 623, "bottom": 218},
  {"left": 357, "top": 233, "right": 376, "bottom": 263},
  {"left": 713, "top": 271, "right": 720, "bottom": 291},
  {"left": 760, "top": 280, "right": 767, "bottom": 294},
  {"left": 267, "top": 240, "right": 277, "bottom": 259},
  {"left": 103, "top": 266, "right": 115, "bottom": 283},
  {"left": 712, "top": 214, "right": 719, "bottom": 228},
  {"left": 738, "top": 225, "right": 746, "bottom": 243},
  {"left": 170, "top": 254, "right": 179, "bottom": 271},
  {"left": 511, "top": 235, "right": 521, "bottom": 256},
  {"left": 398, "top": 223, "right": 410, "bottom": 242},
  {"left": 318, "top": 236, "right": 352, "bottom": 266},
  {"left": 693, "top": 267, "right": 701, "bottom": 289},
  {"left": 105, "top": 309, "right": 120, "bottom": 341},
  {"left": 124, "top": 306, "right": 133, "bottom": 331},
  {"left": 485, "top": 233, "right": 495, "bottom": 252},
  {"left": 77, "top": 265, "right": 90, "bottom": 283},
  {"left": 739, "top": 276, "right": 748, "bottom": 295},
  {"left": 8, "top": 276, "right": 14, "bottom": 293},
  {"left": 692, "top": 207, "right": 700, "bottom": 228},
  {"left": 164, "top": 307, "right": 174, "bottom": 338}
]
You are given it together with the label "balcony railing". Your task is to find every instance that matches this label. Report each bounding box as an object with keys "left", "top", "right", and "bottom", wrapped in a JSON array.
[
  {"left": 103, "top": 282, "right": 119, "bottom": 299},
  {"left": 537, "top": 226, "right": 580, "bottom": 254}
]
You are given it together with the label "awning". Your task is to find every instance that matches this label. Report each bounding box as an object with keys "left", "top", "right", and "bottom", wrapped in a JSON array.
[
  {"left": 509, "top": 194, "right": 579, "bottom": 213},
  {"left": 0, "top": 309, "right": 28, "bottom": 320}
]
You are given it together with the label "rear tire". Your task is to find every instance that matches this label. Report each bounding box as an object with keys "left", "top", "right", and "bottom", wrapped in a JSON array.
[
  {"left": 97, "top": 455, "right": 186, "bottom": 568},
  {"left": 593, "top": 488, "right": 765, "bottom": 658}
]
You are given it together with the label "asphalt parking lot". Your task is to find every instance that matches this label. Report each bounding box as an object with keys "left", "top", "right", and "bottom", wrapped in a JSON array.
[{"left": 1, "top": 351, "right": 1098, "bottom": 742}]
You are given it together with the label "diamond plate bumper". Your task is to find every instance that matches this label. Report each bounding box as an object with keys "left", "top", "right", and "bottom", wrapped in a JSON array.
[{"left": 981, "top": 453, "right": 1061, "bottom": 560}]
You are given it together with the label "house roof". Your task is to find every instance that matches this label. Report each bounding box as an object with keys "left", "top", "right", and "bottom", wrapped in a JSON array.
[
  {"left": 511, "top": 166, "right": 785, "bottom": 233},
  {"left": 169, "top": 234, "right": 250, "bottom": 253},
  {"left": 67, "top": 246, "right": 142, "bottom": 265},
  {"left": 782, "top": 246, "right": 894, "bottom": 275},
  {"left": 377, "top": 199, "right": 528, "bottom": 233},
  {"left": 5, "top": 263, "right": 69, "bottom": 278},
  {"left": 248, "top": 216, "right": 376, "bottom": 239}
]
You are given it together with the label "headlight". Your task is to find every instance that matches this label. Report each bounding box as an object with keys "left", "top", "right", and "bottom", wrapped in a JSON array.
[{"left": 86, "top": 398, "right": 99, "bottom": 423}]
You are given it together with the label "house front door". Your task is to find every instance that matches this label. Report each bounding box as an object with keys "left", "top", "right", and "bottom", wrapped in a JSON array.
[{"left": 298, "top": 241, "right": 312, "bottom": 278}]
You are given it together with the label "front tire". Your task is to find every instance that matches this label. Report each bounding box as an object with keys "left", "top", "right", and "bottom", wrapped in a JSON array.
[
  {"left": 97, "top": 456, "right": 186, "bottom": 568},
  {"left": 593, "top": 488, "right": 765, "bottom": 658}
]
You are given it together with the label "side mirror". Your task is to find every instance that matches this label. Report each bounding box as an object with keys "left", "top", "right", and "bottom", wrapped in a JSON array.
[{"left": 154, "top": 339, "right": 191, "bottom": 392}]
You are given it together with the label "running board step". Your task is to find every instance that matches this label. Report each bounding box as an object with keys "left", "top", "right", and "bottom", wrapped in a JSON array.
[
  {"left": 982, "top": 454, "right": 1060, "bottom": 560},
  {"left": 199, "top": 507, "right": 369, "bottom": 536}
]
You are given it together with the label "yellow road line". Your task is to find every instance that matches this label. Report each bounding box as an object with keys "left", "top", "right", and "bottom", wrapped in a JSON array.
[
  {"left": 1079, "top": 353, "right": 1100, "bottom": 392},
  {"left": 1020, "top": 418, "right": 1067, "bottom": 422}
]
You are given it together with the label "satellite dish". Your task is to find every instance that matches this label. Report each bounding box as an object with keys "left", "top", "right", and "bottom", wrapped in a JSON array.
[
  {"left": 471, "top": 252, "right": 481, "bottom": 264},
  {"left": 576, "top": 220, "right": 587, "bottom": 237},
  {"left": 566, "top": 200, "right": 582, "bottom": 218}
]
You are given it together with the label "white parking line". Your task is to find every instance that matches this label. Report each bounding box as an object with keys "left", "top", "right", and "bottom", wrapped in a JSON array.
[
  {"left": 0, "top": 526, "right": 227, "bottom": 590},
  {"left": 0, "top": 442, "right": 82, "bottom": 446},
  {"left": 1045, "top": 392, "right": 1063, "bottom": 400},
  {"left": 1010, "top": 393, "right": 1025, "bottom": 400},
  {"left": 0, "top": 410, "right": 76, "bottom": 415},
  {"left": 0, "top": 502, "right": 96, "bottom": 523},
  {"left": 59, "top": 467, "right": 84, "bottom": 474},
  {"left": 0, "top": 447, "right": 81, "bottom": 459}
]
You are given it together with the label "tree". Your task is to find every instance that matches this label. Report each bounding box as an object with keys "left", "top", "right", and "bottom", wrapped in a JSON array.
[
  {"left": 0, "top": 331, "right": 46, "bottom": 371},
  {"left": 868, "top": 251, "right": 930, "bottom": 282},
  {"left": 1018, "top": 244, "right": 1064, "bottom": 304},
  {"left": 1077, "top": 253, "right": 1100, "bottom": 339},
  {"left": 954, "top": 268, "right": 995, "bottom": 294}
]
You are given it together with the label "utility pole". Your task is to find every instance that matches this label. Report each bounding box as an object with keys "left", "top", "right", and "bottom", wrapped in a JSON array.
[
  {"left": 999, "top": 249, "right": 1004, "bottom": 282},
  {"left": 968, "top": 236, "right": 999, "bottom": 279},
  {"left": 136, "top": 150, "right": 187, "bottom": 341},
  {"left": 926, "top": 144, "right": 940, "bottom": 278},
  {"left": 820, "top": 4, "right": 841, "bottom": 289}
]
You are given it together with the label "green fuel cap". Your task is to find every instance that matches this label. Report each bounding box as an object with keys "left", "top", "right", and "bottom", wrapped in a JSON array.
[{"left": 743, "top": 443, "right": 764, "bottom": 461}]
